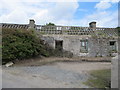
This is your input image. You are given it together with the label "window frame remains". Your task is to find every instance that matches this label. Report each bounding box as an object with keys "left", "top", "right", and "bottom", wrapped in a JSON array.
[
  {"left": 109, "top": 41, "right": 117, "bottom": 52},
  {"left": 80, "top": 39, "right": 88, "bottom": 53}
]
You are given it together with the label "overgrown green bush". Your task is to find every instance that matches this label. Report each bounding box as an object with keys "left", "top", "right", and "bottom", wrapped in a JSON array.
[{"left": 2, "top": 28, "right": 51, "bottom": 64}]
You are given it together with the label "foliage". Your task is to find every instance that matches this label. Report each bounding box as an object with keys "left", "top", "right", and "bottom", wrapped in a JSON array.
[
  {"left": 46, "top": 22, "right": 55, "bottom": 26},
  {"left": 2, "top": 28, "right": 52, "bottom": 64},
  {"left": 40, "top": 22, "right": 56, "bottom": 33}
]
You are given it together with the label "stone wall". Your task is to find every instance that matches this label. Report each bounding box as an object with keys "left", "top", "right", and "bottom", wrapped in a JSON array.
[{"left": 41, "top": 35, "right": 118, "bottom": 57}]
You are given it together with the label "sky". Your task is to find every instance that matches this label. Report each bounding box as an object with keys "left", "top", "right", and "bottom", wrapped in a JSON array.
[{"left": 0, "top": 0, "right": 119, "bottom": 28}]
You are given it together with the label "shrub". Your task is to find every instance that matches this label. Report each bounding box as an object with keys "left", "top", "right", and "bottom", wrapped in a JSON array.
[{"left": 2, "top": 28, "right": 51, "bottom": 64}]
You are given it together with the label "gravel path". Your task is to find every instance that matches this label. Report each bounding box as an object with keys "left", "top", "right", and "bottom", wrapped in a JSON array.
[{"left": 2, "top": 62, "right": 111, "bottom": 88}]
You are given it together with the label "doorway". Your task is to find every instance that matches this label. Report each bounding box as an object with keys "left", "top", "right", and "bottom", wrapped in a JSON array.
[{"left": 55, "top": 40, "right": 63, "bottom": 51}]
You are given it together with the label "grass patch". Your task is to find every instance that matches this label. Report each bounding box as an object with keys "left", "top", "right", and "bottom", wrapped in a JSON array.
[{"left": 84, "top": 69, "right": 111, "bottom": 88}]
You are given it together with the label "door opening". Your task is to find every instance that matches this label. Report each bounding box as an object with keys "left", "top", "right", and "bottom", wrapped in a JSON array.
[{"left": 55, "top": 40, "right": 63, "bottom": 51}]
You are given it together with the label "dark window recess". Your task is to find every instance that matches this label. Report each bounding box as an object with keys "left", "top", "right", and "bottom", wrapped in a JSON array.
[
  {"left": 110, "top": 41, "right": 115, "bottom": 46},
  {"left": 109, "top": 41, "right": 116, "bottom": 52},
  {"left": 55, "top": 40, "right": 63, "bottom": 51}
]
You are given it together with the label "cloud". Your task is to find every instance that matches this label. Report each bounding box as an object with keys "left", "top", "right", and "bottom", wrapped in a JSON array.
[
  {"left": 0, "top": 0, "right": 40, "bottom": 23},
  {"left": 95, "top": 1, "right": 111, "bottom": 10},
  {"left": 0, "top": 0, "right": 118, "bottom": 28},
  {"left": 110, "top": 0, "right": 119, "bottom": 3},
  {"left": 0, "top": 9, "right": 29, "bottom": 24},
  {"left": 0, "top": 1, "right": 79, "bottom": 25},
  {"left": 95, "top": 0, "right": 119, "bottom": 10},
  {"left": 74, "top": 9, "right": 118, "bottom": 28},
  {"left": 31, "top": 2, "right": 79, "bottom": 24}
]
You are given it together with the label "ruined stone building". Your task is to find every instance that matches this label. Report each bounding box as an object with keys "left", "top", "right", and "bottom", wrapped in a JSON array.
[{"left": 1, "top": 19, "right": 118, "bottom": 57}]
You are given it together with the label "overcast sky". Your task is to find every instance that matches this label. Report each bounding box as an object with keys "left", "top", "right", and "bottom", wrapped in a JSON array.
[{"left": 0, "top": 0, "right": 119, "bottom": 28}]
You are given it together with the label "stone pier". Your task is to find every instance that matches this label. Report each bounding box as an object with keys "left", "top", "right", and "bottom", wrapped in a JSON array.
[{"left": 111, "top": 55, "right": 118, "bottom": 88}]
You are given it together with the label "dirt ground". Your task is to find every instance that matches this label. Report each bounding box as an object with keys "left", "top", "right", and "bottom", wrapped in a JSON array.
[{"left": 2, "top": 59, "right": 111, "bottom": 88}]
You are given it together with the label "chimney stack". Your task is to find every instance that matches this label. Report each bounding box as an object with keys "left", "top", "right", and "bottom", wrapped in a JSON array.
[
  {"left": 89, "top": 22, "right": 96, "bottom": 28},
  {"left": 28, "top": 19, "right": 35, "bottom": 29}
]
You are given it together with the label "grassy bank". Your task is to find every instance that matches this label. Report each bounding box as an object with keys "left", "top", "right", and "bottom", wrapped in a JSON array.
[{"left": 84, "top": 69, "right": 111, "bottom": 88}]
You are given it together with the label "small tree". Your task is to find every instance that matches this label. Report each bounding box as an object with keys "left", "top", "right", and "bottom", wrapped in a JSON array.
[
  {"left": 46, "top": 22, "right": 55, "bottom": 26},
  {"left": 41, "top": 22, "right": 56, "bottom": 31}
]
